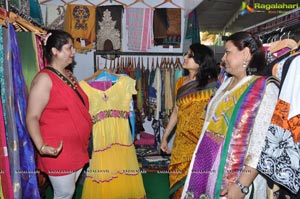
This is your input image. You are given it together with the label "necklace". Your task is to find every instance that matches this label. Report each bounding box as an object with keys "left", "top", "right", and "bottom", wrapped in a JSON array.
[
  {"left": 46, "top": 67, "right": 78, "bottom": 90},
  {"left": 45, "top": 66, "right": 85, "bottom": 105}
]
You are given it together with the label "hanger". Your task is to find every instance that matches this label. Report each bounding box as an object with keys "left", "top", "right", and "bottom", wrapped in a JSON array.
[
  {"left": 154, "top": 0, "right": 183, "bottom": 9},
  {"left": 127, "top": 0, "right": 153, "bottom": 8},
  {"left": 151, "top": 57, "right": 154, "bottom": 70},
  {"left": 84, "top": 67, "right": 121, "bottom": 82},
  {"left": 146, "top": 57, "right": 149, "bottom": 70},
  {"left": 269, "top": 38, "right": 298, "bottom": 54},
  {"left": 98, "top": 0, "right": 127, "bottom": 7},
  {"left": 9, "top": 12, "right": 46, "bottom": 34},
  {"left": 94, "top": 69, "right": 120, "bottom": 83},
  {"left": 175, "top": 57, "right": 182, "bottom": 69},
  {"left": 156, "top": 57, "right": 160, "bottom": 68}
]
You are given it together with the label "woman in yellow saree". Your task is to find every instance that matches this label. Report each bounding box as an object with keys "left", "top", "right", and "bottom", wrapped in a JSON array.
[{"left": 160, "top": 43, "right": 218, "bottom": 199}]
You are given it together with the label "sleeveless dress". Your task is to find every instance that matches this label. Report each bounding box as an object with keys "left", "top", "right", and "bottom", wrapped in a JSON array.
[{"left": 80, "top": 76, "right": 146, "bottom": 199}]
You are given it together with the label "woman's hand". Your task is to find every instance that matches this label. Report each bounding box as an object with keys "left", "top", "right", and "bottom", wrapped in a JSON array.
[
  {"left": 160, "top": 138, "right": 170, "bottom": 153},
  {"left": 220, "top": 183, "right": 245, "bottom": 199},
  {"left": 40, "top": 140, "right": 63, "bottom": 156}
]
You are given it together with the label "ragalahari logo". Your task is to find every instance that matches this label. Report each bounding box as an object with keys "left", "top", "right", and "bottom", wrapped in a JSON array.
[{"left": 240, "top": 1, "right": 299, "bottom": 15}]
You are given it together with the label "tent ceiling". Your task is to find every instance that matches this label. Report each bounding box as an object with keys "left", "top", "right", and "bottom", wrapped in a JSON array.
[{"left": 195, "top": 0, "right": 299, "bottom": 33}]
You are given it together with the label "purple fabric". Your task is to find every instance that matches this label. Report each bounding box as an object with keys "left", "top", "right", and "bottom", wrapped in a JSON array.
[
  {"left": 88, "top": 80, "right": 112, "bottom": 91},
  {"left": 187, "top": 132, "right": 223, "bottom": 197}
]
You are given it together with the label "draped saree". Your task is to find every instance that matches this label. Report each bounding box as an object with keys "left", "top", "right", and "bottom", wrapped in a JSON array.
[
  {"left": 182, "top": 76, "right": 279, "bottom": 199},
  {"left": 169, "top": 77, "right": 215, "bottom": 198},
  {"left": 37, "top": 69, "right": 92, "bottom": 176}
]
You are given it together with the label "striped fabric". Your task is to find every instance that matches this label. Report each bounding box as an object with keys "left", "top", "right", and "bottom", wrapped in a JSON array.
[{"left": 126, "top": 8, "right": 153, "bottom": 51}]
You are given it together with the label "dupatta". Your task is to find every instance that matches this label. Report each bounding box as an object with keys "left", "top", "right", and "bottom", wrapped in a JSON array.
[
  {"left": 184, "top": 76, "right": 269, "bottom": 198},
  {"left": 43, "top": 69, "right": 92, "bottom": 152}
]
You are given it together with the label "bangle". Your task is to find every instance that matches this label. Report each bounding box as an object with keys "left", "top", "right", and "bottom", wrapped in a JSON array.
[{"left": 39, "top": 144, "right": 48, "bottom": 155}]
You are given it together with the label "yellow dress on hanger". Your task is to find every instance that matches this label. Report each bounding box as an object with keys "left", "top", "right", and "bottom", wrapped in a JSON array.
[{"left": 80, "top": 76, "right": 146, "bottom": 199}]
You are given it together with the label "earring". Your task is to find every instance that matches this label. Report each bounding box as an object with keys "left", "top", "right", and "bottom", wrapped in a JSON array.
[{"left": 243, "top": 60, "right": 248, "bottom": 68}]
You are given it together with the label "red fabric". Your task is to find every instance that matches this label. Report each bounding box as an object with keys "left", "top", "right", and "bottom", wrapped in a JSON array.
[
  {"left": 38, "top": 69, "right": 92, "bottom": 176},
  {"left": 0, "top": 98, "right": 14, "bottom": 198}
]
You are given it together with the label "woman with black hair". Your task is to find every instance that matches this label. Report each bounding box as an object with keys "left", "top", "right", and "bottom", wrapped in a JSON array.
[
  {"left": 160, "top": 43, "right": 218, "bottom": 199},
  {"left": 26, "top": 30, "right": 92, "bottom": 199},
  {"left": 182, "top": 32, "right": 280, "bottom": 199}
]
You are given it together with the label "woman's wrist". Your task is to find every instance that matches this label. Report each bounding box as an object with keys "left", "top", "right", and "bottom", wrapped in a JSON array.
[{"left": 39, "top": 143, "right": 48, "bottom": 155}]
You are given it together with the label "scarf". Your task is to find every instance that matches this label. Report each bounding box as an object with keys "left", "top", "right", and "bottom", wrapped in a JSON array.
[{"left": 185, "top": 76, "right": 269, "bottom": 198}]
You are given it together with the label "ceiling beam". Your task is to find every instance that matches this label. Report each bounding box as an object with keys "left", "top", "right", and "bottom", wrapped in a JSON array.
[{"left": 222, "top": 7, "right": 241, "bottom": 34}]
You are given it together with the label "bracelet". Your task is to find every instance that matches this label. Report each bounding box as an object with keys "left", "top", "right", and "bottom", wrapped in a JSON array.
[{"left": 39, "top": 144, "right": 48, "bottom": 155}]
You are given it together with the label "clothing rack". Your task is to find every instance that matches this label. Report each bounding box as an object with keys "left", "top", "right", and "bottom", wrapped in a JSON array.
[
  {"left": 243, "top": 8, "right": 300, "bottom": 36},
  {"left": 94, "top": 51, "right": 183, "bottom": 72}
]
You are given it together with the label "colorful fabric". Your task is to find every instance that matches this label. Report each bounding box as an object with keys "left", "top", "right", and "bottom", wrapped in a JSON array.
[
  {"left": 152, "top": 67, "right": 162, "bottom": 120},
  {"left": 147, "top": 68, "right": 156, "bottom": 119},
  {"left": 80, "top": 76, "right": 146, "bottom": 199},
  {"left": 2, "top": 25, "right": 22, "bottom": 199},
  {"left": 10, "top": 23, "right": 41, "bottom": 198},
  {"left": 16, "top": 32, "right": 39, "bottom": 91},
  {"left": 126, "top": 8, "right": 153, "bottom": 51},
  {"left": 29, "top": 0, "right": 44, "bottom": 24},
  {"left": 142, "top": 66, "right": 149, "bottom": 119},
  {"left": 185, "top": 9, "right": 200, "bottom": 44},
  {"left": 37, "top": 69, "right": 92, "bottom": 176},
  {"left": 258, "top": 54, "right": 300, "bottom": 194},
  {"left": 169, "top": 77, "right": 215, "bottom": 198},
  {"left": 65, "top": 4, "right": 96, "bottom": 52},
  {"left": 153, "top": 8, "right": 181, "bottom": 46},
  {"left": 183, "top": 76, "right": 271, "bottom": 198},
  {"left": 0, "top": 25, "right": 14, "bottom": 199},
  {"left": 164, "top": 68, "right": 173, "bottom": 114},
  {"left": 35, "top": 35, "right": 46, "bottom": 70}
]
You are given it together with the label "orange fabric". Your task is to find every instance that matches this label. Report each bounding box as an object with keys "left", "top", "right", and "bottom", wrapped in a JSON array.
[
  {"left": 64, "top": 4, "right": 96, "bottom": 52},
  {"left": 272, "top": 99, "right": 300, "bottom": 142}
]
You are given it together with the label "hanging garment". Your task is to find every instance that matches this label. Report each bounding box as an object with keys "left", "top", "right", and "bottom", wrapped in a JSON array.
[
  {"left": 169, "top": 77, "right": 215, "bottom": 198},
  {"left": 96, "top": 5, "right": 123, "bottom": 51},
  {"left": 45, "top": 5, "right": 66, "bottom": 30},
  {"left": 152, "top": 67, "right": 162, "bottom": 120},
  {"left": 65, "top": 4, "right": 96, "bottom": 52},
  {"left": 80, "top": 76, "right": 146, "bottom": 199},
  {"left": 147, "top": 67, "right": 156, "bottom": 120},
  {"left": 182, "top": 76, "right": 279, "bottom": 199},
  {"left": 258, "top": 54, "right": 300, "bottom": 195},
  {"left": 0, "top": 25, "right": 14, "bottom": 199},
  {"left": 153, "top": 8, "right": 181, "bottom": 47},
  {"left": 35, "top": 35, "right": 47, "bottom": 70},
  {"left": 126, "top": 8, "right": 153, "bottom": 51},
  {"left": 16, "top": 32, "right": 39, "bottom": 91},
  {"left": 29, "top": 0, "right": 44, "bottom": 24},
  {"left": 2, "top": 24, "right": 22, "bottom": 199},
  {"left": 185, "top": 9, "right": 200, "bottom": 44},
  {"left": 10, "top": 24, "right": 40, "bottom": 198},
  {"left": 142, "top": 64, "right": 149, "bottom": 120}
]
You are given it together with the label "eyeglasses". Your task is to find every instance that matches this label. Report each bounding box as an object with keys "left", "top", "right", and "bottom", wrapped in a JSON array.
[{"left": 183, "top": 52, "right": 194, "bottom": 58}]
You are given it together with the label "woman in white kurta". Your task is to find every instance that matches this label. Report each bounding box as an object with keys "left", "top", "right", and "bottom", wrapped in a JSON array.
[{"left": 181, "top": 32, "right": 279, "bottom": 199}]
